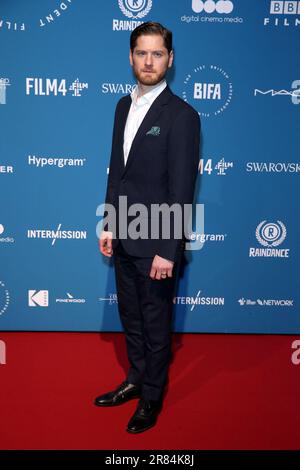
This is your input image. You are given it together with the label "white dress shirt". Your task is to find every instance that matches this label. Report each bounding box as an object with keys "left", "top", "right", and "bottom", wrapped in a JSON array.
[{"left": 123, "top": 79, "right": 167, "bottom": 166}]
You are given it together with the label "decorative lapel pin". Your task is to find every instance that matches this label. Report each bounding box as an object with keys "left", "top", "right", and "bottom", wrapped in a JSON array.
[{"left": 146, "top": 126, "right": 160, "bottom": 136}]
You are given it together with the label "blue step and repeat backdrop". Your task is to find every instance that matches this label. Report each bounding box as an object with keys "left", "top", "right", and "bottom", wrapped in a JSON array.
[{"left": 0, "top": 1, "right": 299, "bottom": 333}]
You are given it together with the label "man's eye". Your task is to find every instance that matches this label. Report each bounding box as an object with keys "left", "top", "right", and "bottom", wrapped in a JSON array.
[
  {"left": 136, "top": 52, "right": 145, "bottom": 56},
  {"left": 154, "top": 53, "right": 162, "bottom": 57}
]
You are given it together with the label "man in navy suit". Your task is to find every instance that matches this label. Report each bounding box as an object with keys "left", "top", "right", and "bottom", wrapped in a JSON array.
[{"left": 95, "top": 22, "right": 200, "bottom": 433}]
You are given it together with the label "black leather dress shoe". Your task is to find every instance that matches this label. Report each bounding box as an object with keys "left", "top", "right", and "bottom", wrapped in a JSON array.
[
  {"left": 126, "top": 398, "right": 162, "bottom": 433},
  {"left": 94, "top": 381, "right": 141, "bottom": 407}
]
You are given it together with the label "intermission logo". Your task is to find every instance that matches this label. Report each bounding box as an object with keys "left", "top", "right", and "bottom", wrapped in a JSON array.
[
  {"left": 182, "top": 65, "right": 233, "bottom": 118},
  {"left": 173, "top": 290, "right": 225, "bottom": 312},
  {"left": 28, "top": 154, "right": 86, "bottom": 169},
  {"left": 0, "top": 281, "right": 10, "bottom": 316},
  {"left": 249, "top": 220, "right": 289, "bottom": 258},
  {"left": 238, "top": 297, "right": 294, "bottom": 307},
  {"left": 264, "top": 1, "right": 300, "bottom": 27},
  {"left": 56, "top": 292, "right": 86, "bottom": 304},
  {"left": 0, "top": 0, "right": 73, "bottom": 32},
  {"left": 254, "top": 81, "right": 300, "bottom": 105},
  {"left": 0, "top": 78, "right": 11, "bottom": 105},
  {"left": 246, "top": 161, "right": 300, "bottom": 173},
  {"left": 182, "top": 0, "right": 243, "bottom": 24},
  {"left": 98, "top": 293, "right": 118, "bottom": 305},
  {"left": 199, "top": 157, "right": 234, "bottom": 176},
  {"left": 26, "top": 78, "right": 88, "bottom": 97},
  {"left": 27, "top": 224, "right": 87, "bottom": 246},
  {"left": 0, "top": 224, "right": 15, "bottom": 244},
  {"left": 113, "top": 0, "right": 152, "bottom": 31},
  {"left": 101, "top": 83, "right": 137, "bottom": 94},
  {"left": 28, "top": 290, "right": 49, "bottom": 307}
]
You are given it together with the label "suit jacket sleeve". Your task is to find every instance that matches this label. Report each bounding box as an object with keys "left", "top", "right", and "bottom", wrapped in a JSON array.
[{"left": 156, "top": 107, "right": 200, "bottom": 262}]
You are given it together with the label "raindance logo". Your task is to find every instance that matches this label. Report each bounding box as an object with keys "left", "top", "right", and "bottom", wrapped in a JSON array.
[
  {"left": 27, "top": 224, "right": 87, "bottom": 246},
  {"left": 0, "top": 78, "right": 11, "bottom": 105},
  {"left": 264, "top": 1, "right": 300, "bottom": 27},
  {"left": 254, "top": 81, "right": 300, "bottom": 105},
  {"left": 28, "top": 290, "right": 49, "bottom": 307},
  {"left": 26, "top": 78, "right": 88, "bottom": 97},
  {"left": 249, "top": 220, "right": 289, "bottom": 258},
  {"left": 113, "top": 0, "right": 152, "bottom": 30},
  {"left": 0, "top": 281, "right": 10, "bottom": 316},
  {"left": 182, "top": 65, "right": 233, "bottom": 118},
  {"left": 0, "top": 0, "right": 74, "bottom": 31}
]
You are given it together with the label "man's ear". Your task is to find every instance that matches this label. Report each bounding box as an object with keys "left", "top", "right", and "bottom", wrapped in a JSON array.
[{"left": 168, "top": 50, "right": 174, "bottom": 68}]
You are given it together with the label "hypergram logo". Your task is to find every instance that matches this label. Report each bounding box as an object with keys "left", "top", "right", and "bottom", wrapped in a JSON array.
[
  {"left": 182, "top": 65, "right": 233, "bottom": 118},
  {"left": 28, "top": 290, "right": 49, "bottom": 307},
  {"left": 0, "top": 281, "right": 10, "bottom": 316}
]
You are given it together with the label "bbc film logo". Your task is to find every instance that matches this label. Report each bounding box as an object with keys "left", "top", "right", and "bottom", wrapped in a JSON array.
[{"left": 264, "top": 1, "right": 300, "bottom": 27}]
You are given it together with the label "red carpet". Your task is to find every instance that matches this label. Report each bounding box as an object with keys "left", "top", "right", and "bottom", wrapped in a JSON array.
[{"left": 0, "top": 332, "right": 299, "bottom": 450}]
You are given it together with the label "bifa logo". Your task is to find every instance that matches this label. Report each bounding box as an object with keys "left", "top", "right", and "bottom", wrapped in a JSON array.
[
  {"left": 0, "top": 340, "right": 6, "bottom": 365},
  {"left": 26, "top": 78, "right": 88, "bottom": 97},
  {"left": 183, "top": 65, "right": 233, "bottom": 118},
  {"left": 291, "top": 340, "right": 300, "bottom": 365}
]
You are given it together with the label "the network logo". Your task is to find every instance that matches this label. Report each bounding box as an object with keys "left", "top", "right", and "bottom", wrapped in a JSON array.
[
  {"left": 192, "top": 0, "right": 234, "bottom": 14},
  {"left": 249, "top": 220, "right": 289, "bottom": 258},
  {"left": 238, "top": 297, "right": 293, "bottom": 307},
  {"left": 28, "top": 290, "right": 49, "bottom": 307},
  {"left": 0, "top": 78, "right": 11, "bottom": 105}
]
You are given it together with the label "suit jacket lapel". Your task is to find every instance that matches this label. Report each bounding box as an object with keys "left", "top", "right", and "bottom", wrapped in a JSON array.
[{"left": 122, "top": 85, "right": 173, "bottom": 176}]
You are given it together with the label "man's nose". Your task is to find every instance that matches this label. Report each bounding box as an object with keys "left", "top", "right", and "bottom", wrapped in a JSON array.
[{"left": 145, "top": 53, "right": 153, "bottom": 67}]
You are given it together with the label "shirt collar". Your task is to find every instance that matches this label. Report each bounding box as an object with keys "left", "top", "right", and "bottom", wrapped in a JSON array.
[{"left": 131, "top": 79, "right": 167, "bottom": 108}]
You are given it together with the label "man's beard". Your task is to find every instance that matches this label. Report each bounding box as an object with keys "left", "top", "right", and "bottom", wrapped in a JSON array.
[{"left": 133, "top": 67, "right": 167, "bottom": 86}]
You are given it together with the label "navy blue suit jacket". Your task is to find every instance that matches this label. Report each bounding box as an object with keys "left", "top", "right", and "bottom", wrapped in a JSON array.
[{"left": 104, "top": 85, "right": 200, "bottom": 262}]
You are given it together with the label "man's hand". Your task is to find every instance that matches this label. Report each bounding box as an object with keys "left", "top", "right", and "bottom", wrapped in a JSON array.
[
  {"left": 150, "top": 255, "right": 174, "bottom": 280},
  {"left": 99, "top": 231, "right": 113, "bottom": 257}
]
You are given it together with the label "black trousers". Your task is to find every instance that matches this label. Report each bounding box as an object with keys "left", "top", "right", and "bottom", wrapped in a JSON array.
[{"left": 114, "top": 240, "right": 182, "bottom": 401}]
